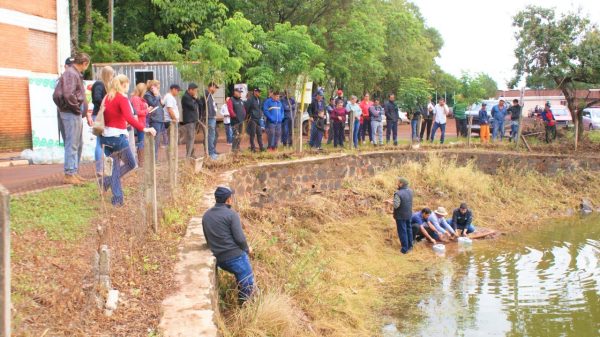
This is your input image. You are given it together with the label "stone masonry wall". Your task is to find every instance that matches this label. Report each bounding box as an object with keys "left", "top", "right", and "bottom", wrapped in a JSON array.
[{"left": 230, "top": 150, "right": 600, "bottom": 206}]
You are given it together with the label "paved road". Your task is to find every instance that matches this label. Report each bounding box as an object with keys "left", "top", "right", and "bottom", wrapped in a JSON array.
[{"left": 0, "top": 121, "right": 459, "bottom": 194}]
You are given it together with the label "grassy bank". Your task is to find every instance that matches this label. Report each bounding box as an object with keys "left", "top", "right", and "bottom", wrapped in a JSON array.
[
  {"left": 10, "top": 166, "right": 207, "bottom": 336},
  {"left": 218, "top": 154, "right": 600, "bottom": 336}
]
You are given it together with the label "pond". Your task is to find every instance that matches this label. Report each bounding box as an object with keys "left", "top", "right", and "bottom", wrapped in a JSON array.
[{"left": 387, "top": 215, "right": 600, "bottom": 337}]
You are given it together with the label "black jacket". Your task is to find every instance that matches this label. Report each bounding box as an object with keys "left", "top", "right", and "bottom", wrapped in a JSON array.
[
  {"left": 451, "top": 208, "right": 473, "bottom": 228},
  {"left": 144, "top": 91, "right": 164, "bottom": 123},
  {"left": 316, "top": 116, "right": 326, "bottom": 131},
  {"left": 385, "top": 100, "right": 399, "bottom": 122},
  {"left": 308, "top": 98, "right": 325, "bottom": 119},
  {"left": 199, "top": 90, "right": 217, "bottom": 119},
  {"left": 393, "top": 186, "right": 413, "bottom": 220},
  {"left": 508, "top": 105, "right": 522, "bottom": 121},
  {"left": 202, "top": 203, "right": 249, "bottom": 263},
  {"left": 91, "top": 81, "right": 106, "bottom": 116},
  {"left": 181, "top": 91, "right": 199, "bottom": 124},
  {"left": 230, "top": 96, "right": 246, "bottom": 125},
  {"left": 245, "top": 95, "right": 263, "bottom": 121}
]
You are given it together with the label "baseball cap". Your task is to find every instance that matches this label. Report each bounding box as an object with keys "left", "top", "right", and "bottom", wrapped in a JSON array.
[
  {"left": 214, "top": 186, "right": 234, "bottom": 203},
  {"left": 253, "top": 87, "right": 261, "bottom": 92},
  {"left": 234, "top": 87, "right": 243, "bottom": 93},
  {"left": 65, "top": 57, "right": 74, "bottom": 65},
  {"left": 188, "top": 82, "right": 198, "bottom": 90}
]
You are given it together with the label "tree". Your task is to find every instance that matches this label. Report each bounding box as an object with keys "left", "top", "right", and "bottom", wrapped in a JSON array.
[
  {"left": 70, "top": 0, "right": 79, "bottom": 50},
  {"left": 458, "top": 73, "right": 498, "bottom": 104},
  {"left": 151, "top": 0, "right": 228, "bottom": 36},
  {"left": 84, "top": 0, "right": 92, "bottom": 45},
  {"left": 178, "top": 12, "right": 262, "bottom": 155},
  {"left": 138, "top": 33, "right": 184, "bottom": 61},
  {"left": 511, "top": 6, "right": 600, "bottom": 139},
  {"left": 79, "top": 11, "right": 140, "bottom": 64},
  {"left": 397, "top": 77, "right": 433, "bottom": 114}
]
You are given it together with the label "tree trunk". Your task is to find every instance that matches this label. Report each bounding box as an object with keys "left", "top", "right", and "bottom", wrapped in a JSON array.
[
  {"left": 108, "top": 0, "right": 114, "bottom": 44},
  {"left": 561, "top": 88, "right": 582, "bottom": 148},
  {"left": 69, "top": 0, "right": 79, "bottom": 51},
  {"left": 85, "top": 0, "right": 92, "bottom": 46}
]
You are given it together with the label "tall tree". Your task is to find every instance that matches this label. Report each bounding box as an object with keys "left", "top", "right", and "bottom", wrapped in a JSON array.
[
  {"left": 70, "top": 0, "right": 79, "bottom": 50},
  {"left": 510, "top": 6, "right": 600, "bottom": 138},
  {"left": 397, "top": 77, "right": 433, "bottom": 114},
  {"left": 84, "top": 0, "right": 92, "bottom": 45}
]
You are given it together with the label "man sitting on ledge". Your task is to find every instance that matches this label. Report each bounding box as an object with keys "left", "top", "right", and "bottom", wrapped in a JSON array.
[
  {"left": 202, "top": 186, "right": 255, "bottom": 303},
  {"left": 450, "top": 203, "right": 476, "bottom": 237}
]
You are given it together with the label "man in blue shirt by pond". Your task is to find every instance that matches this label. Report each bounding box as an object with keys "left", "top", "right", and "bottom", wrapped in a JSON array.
[{"left": 491, "top": 98, "right": 508, "bottom": 142}]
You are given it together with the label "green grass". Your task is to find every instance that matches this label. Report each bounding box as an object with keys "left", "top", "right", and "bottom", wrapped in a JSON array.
[
  {"left": 10, "top": 184, "right": 99, "bottom": 241},
  {"left": 588, "top": 131, "right": 600, "bottom": 143}
]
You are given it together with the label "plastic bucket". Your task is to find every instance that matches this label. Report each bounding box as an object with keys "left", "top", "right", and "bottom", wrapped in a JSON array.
[
  {"left": 458, "top": 237, "right": 473, "bottom": 245},
  {"left": 433, "top": 244, "right": 446, "bottom": 254}
]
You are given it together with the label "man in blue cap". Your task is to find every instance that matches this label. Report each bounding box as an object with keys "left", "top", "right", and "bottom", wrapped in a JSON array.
[{"left": 202, "top": 186, "right": 255, "bottom": 302}]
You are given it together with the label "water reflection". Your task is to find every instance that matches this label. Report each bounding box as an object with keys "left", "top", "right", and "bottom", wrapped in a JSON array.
[{"left": 399, "top": 216, "right": 600, "bottom": 337}]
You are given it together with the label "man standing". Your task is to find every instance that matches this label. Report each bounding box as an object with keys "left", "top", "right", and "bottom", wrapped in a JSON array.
[
  {"left": 163, "top": 84, "right": 181, "bottom": 152},
  {"left": 454, "top": 101, "right": 468, "bottom": 137},
  {"left": 419, "top": 97, "right": 434, "bottom": 142},
  {"left": 450, "top": 203, "right": 476, "bottom": 237},
  {"left": 308, "top": 91, "right": 325, "bottom": 147},
  {"left": 369, "top": 99, "right": 384, "bottom": 146},
  {"left": 228, "top": 88, "right": 246, "bottom": 152},
  {"left": 507, "top": 99, "right": 522, "bottom": 142},
  {"left": 384, "top": 94, "right": 399, "bottom": 145},
  {"left": 430, "top": 98, "right": 449, "bottom": 144},
  {"left": 479, "top": 103, "right": 491, "bottom": 144},
  {"left": 263, "top": 91, "right": 284, "bottom": 151},
  {"left": 202, "top": 186, "right": 255, "bottom": 303},
  {"left": 359, "top": 93, "right": 373, "bottom": 144},
  {"left": 393, "top": 177, "right": 413, "bottom": 254},
  {"left": 281, "top": 91, "right": 296, "bottom": 147},
  {"left": 491, "top": 98, "right": 508, "bottom": 142},
  {"left": 53, "top": 53, "right": 90, "bottom": 185},
  {"left": 181, "top": 83, "right": 200, "bottom": 158},
  {"left": 200, "top": 82, "right": 220, "bottom": 160},
  {"left": 542, "top": 102, "right": 557, "bottom": 143},
  {"left": 326, "top": 97, "right": 336, "bottom": 144},
  {"left": 410, "top": 104, "right": 422, "bottom": 142},
  {"left": 245, "top": 87, "right": 265, "bottom": 152}
]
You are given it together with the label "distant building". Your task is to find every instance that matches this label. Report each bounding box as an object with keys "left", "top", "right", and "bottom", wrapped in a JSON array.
[
  {"left": 0, "top": 1, "right": 71, "bottom": 152},
  {"left": 496, "top": 89, "right": 600, "bottom": 112}
]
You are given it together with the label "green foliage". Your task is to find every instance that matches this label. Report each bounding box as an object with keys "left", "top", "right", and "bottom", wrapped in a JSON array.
[
  {"left": 397, "top": 77, "right": 432, "bottom": 113},
  {"left": 151, "top": 0, "right": 228, "bottom": 35},
  {"left": 247, "top": 22, "right": 324, "bottom": 91},
  {"left": 79, "top": 10, "right": 140, "bottom": 63},
  {"left": 138, "top": 33, "right": 184, "bottom": 61},
  {"left": 10, "top": 184, "right": 98, "bottom": 241},
  {"left": 458, "top": 72, "right": 498, "bottom": 104}
]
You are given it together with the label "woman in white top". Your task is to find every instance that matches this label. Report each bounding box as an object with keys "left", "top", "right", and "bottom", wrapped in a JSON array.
[{"left": 346, "top": 95, "right": 362, "bottom": 149}]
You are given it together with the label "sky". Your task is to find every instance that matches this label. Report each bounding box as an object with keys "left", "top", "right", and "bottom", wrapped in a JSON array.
[{"left": 410, "top": 0, "right": 600, "bottom": 89}]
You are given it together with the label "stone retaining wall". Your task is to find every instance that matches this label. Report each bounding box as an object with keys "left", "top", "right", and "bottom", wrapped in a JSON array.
[{"left": 230, "top": 150, "right": 600, "bottom": 205}]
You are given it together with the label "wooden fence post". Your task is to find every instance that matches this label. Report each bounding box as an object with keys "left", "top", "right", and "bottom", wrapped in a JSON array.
[
  {"left": 467, "top": 115, "right": 473, "bottom": 147},
  {"left": 144, "top": 135, "right": 158, "bottom": 232},
  {"left": 168, "top": 123, "right": 178, "bottom": 195},
  {"left": 0, "top": 185, "right": 10, "bottom": 337}
]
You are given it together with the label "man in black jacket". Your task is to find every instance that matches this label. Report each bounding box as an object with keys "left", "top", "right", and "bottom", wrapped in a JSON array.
[
  {"left": 308, "top": 91, "right": 325, "bottom": 147},
  {"left": 202, "top": 186, "right": 255, "bottom": 303},
  {"left": 393, "top": 177, "right": 413, "bottom": 254},
  {"left": 229, "top": 88, "right": 247, "bottom": 152},
  {"left": 385, "top": 94, "right": 399, "bottom": 145},
  {"left": 199, "top": 82, "right": 219, "bottom": 159},
  {"left": 181, "top": 83, "right": 200, "bottom": 158},
  {"left": 244, "top": 87, "right": 265, "bottom": 152},
  {"left": 508, "top": 99, "right": 522, "bottom": 142}
]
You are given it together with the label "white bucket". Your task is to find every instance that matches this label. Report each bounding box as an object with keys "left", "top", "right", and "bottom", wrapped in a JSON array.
[
  {"left": 433, "top": 244, "right": 446, "bottom": 254},
  {"left": 458, "top": 237, "right": 473, "bottom": 246}
]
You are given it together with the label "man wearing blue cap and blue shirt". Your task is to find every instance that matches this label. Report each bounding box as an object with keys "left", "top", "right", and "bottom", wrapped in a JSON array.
[{"left": 202, "top": 186, "right": 255, "bottom": 302}]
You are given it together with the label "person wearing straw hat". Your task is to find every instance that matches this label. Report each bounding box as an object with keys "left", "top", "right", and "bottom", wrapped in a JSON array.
[
  {"left": 202, "top": 186, "right": 255, "bottom": 303},
  {"left": 393, "top": 177, "right": 414, "bottom": 254},
  {"left": 427, "top": 206, "right": 457, "bottom": 240}
]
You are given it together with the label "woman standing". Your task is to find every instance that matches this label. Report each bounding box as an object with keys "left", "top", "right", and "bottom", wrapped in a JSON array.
[
  {"left": 91, "top": 66, "right": 114, "bottom": 176},
  {"left": 330, "top": 100, "right": 347, "bottom": 148},
  {"left": 131, "top": 83, "right": 149, "bottom": 166},
  {"left": 143, "top": 80, "right": 164, "bottom": 159},
  {"left": 101, "top": 75, "right": 156, "bottom": 206},
  {"left": 346, "top": 95, "right": 362, "bottom": 149}
]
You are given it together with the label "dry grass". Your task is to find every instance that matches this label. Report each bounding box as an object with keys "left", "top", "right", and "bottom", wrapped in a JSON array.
[{"left": 217, "top": 154, "right": 600, "bottom": 336}]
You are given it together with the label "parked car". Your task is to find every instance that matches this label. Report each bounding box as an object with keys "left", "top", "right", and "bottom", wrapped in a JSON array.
[
  {"left": 549, "top": 106, "right": 572, "bottom": 127},
  {"left": 583, "top": 108, "right": 600, "bottom": 131},
  {"left": 382, "top": 109, "right": 409, "bottom": 129},
  {"left": 465, "top": 100, "right": 498, "bottom": 134}
]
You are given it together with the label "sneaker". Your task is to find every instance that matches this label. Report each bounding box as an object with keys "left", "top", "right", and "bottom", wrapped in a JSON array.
[
  {"left": 64, "top": 174, "right": 84, "bottom": 185},
  {"left": 74, "top": 174, "right": 90, "bottom": 182},
  {"left": 210, "top": 154, "right": 219, "bottom": 160}
]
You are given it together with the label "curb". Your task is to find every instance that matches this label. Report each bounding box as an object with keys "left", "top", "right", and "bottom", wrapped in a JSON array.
[{"left": 0, "top": 159, "right": 29, "bottom": 168}]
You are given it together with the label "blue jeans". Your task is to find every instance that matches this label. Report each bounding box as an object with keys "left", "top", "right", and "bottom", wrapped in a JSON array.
[
  {"left": 309, "top": 121, "right": 317, "bottom": 147},
  {"left": 449, "top": 220, "right": 476, "bottom": 234},
  {"left": 218, "top": 253, "right": 255, "bottom": 303},
  {"left": 99, "top": 134, "right": 137, "bottom": 206},
  {"left": 510, "top": 121, "right": 519, "bottom": 141},
  {"left": 267, "top": 122, "right": 282, "bottom": 149},
  {"left": 410, "top": 119, "right": 419, "bottom": 141},
  {"left": 492, "top": 119, "right": 505, "bottom": 141},
  {"left": 352, "top": 119, "right": 360, "bottom": 148},
  {"left": 281, "top": 117, "right": 292, "bottom": 146},
  {"left": 224, "top": 124, "right": 233, "bottom": 144},
  {"left": 371, "top": 120, "right": 383, "bottom": 144},
  {"left": 386, "top": 120, "right": 398, "bottom": 144},
  {"left": 333, "top": 121, "right": 344, "bottom": 147},
  {"left": 92, "top": 115, "right": 103, "bottom": 173},
  {"left": 59, "top": 111, "right": 83, "bottom": 175},
  {"left": 150, "top": 121, "right": 165, "bottom": 159},
  {"left": 315, "top": 130, "right": 324, "bottom": 148},
  {"left": 430, "top": 122, "right": 446, "bottom": 144},
  {"left": 396, "top": 218, "right": 413, "bottom": 254},
  {"left": 208, "top": 118, "right": 218, "bottom": 156}
]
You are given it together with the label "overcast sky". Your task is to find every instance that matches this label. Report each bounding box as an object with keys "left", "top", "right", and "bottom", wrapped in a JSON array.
[{"left": 410, "top": 0, "right": 600, "bottom": 89}]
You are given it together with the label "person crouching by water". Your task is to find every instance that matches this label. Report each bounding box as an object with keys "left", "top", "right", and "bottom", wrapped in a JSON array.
[
  {"left": 393, "top": 177, "right": 414, "bottom": 254},
  {"left": 202, "top": 186, "right": 255, "bottom": 303},
  {"left": 450, "top": 203, "right": 476, "bottom": 237},
  {"left": 100, "top": 74, "right": 156, "bottom": 206}
]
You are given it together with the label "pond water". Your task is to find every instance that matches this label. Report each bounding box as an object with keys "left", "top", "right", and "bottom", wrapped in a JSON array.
[{"left": 387, "top": 215, "right": 600, "bottom": 337}]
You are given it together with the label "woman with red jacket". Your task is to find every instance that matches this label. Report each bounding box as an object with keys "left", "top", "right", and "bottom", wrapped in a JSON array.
[
  {"left": 359, "top": 93, "right": 373, "bottom": 144},
  {"left": 130, "top": 83, "right": 149, "bottom": 166},
  {"left": 100, "top": 74, "right": 156, "bottom": 206}
]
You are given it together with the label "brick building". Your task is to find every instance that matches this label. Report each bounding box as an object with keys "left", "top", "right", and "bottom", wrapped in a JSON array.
[
  {"left": 0, "top": 0, "right": 70, "bottom": 152},
  {"left": 496, "top": 89, "right": 600, "bottom": 113}
]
